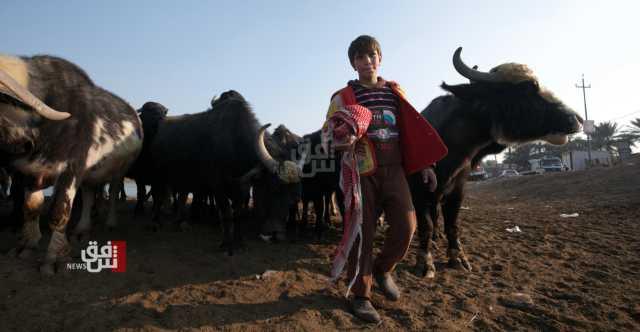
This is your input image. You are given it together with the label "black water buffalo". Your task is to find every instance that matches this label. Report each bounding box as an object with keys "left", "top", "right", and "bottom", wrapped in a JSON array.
[
  {"left": 126, "top": 101, "right": 169, "bottom": 216},
  {"left": 409, "top": 48, "right": 583, "bottom": 278},
  {"left": 258, "top": 124, "right": 303, "bottom": 238},
  {"left": 134, "top": 90, "right": 304, "bottom": 252},
  {"left": 0, "top": 55, "right": 142, "bottom": 275},
  {"left": 297, "top": 130, "right": 341, "bottom": 239}
]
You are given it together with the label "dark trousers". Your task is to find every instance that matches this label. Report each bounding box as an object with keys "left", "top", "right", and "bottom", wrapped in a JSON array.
[{"left": 347, "top": 164, "right": 416, "bottom": 299}]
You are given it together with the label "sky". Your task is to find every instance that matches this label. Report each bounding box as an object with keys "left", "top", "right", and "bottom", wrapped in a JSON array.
[{"left": 2, "top": 0, "right": 639, "bottom": 140}]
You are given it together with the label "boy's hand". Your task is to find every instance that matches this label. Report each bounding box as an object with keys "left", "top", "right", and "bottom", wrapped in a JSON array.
[
  {"left": 333, "top": 134, "right": 357, "bottom": 151},
  {"left": 421, "top": 167, "right": 437, "bottom": 192}
]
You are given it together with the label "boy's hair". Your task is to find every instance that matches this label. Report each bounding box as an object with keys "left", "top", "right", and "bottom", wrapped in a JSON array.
[{"left": 348, "top": 35, "right": 381, "bottom": 67}]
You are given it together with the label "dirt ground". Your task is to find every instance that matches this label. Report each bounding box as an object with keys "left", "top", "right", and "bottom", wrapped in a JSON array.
[{"left": 1, "top": 158, "right": 639, "bottom": 331}]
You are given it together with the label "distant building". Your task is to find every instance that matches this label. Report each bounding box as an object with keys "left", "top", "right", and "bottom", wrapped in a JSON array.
[{"left": 562, "top": 150, "right": 612, "bottom": 171}]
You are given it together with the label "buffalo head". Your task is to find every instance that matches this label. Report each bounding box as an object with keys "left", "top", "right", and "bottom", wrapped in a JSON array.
[
  {"left": 0, "top": 67, "right": 71, "bottom": 160},
  {"left": 446, "top": 47, "right": 583, "bottom": 146},
  {"left": 242, "top": 123, "right": 307, "bottom": 241}
]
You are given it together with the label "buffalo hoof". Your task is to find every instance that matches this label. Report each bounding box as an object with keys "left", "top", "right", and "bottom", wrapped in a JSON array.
[
  {"left": 415, "top": 252, "right": 436, "bottom": 278},
  {"left": 432, "top": 231, "right": 445, "bottom": 242},
  {"left": 448, "top": 248, "right": 472, "bottom": 272}
]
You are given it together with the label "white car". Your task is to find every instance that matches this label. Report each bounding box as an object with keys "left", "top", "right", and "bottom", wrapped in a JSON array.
[
  {"left": 499, "top": 169, "right": 520, "bottom": 177},
  {"left": 469, "top": 165, "right": 488, "bottom": 181}
]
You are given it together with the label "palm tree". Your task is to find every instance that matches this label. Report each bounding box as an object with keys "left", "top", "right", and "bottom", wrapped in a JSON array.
[
  {"left": 504, "top": 144, "right": 533, "bottom": 169},
  {"left": 591, "top": 121, "right": 619, "bottom": 152},
  {"left": 631, "top": 118, "right": 640, "bottom": 132},
  {"left": 617, "top": 117, "right": 640, "bottom": 146}
]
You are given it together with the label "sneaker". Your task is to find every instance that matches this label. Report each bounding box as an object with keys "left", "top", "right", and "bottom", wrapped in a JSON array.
[
  {"left": 374, "top": 272, "right": 400, "bottom": 301},
  {"left": 350, "top": 297, "right": 381, "bottom": 324}
]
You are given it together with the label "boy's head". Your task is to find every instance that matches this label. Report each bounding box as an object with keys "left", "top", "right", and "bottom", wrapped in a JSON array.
[{"left": 348, "top": 35, "right": 382, "bottom": 69}]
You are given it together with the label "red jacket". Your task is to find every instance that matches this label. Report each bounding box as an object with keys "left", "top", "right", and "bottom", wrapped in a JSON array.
[{"left": 327, "top": 81, "right": 448, "bottom": 175}]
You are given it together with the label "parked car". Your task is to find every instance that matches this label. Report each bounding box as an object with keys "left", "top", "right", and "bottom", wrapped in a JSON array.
[
  {"left": 469, "top": 165, "right": 488, "bottom": 181},
  {"left": 499, "top": 169, "right": 520, "bottom": 177}
]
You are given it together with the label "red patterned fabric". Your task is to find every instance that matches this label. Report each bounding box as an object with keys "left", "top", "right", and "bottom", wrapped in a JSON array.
[{"left": 322, "top": 105, "right": 371, "bottom": 291}]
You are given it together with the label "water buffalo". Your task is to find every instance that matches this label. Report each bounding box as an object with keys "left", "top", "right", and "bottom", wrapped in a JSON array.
[
  {"left": 409, "top": 48, "right": 583, "bottom": 278},
  {"left": 130, "top": 90, "right": 305, "bottom": 253},
  {"left": 0, "top": 55, "right": 142, "bottom": 275}
]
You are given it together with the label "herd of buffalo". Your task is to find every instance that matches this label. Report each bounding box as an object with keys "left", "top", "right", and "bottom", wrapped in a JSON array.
[{"left": 0, "top": 48, "right": 582, "bottom": 276}]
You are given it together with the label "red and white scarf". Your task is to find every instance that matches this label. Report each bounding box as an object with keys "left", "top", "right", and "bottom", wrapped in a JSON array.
[{"left": 322, "top": 104, "right": 371, "bottom": 296}]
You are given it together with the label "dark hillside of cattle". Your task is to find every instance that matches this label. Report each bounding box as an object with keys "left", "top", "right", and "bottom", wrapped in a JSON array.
[{"left": 0, "top": 159, "right": 639, "bottom": 331}]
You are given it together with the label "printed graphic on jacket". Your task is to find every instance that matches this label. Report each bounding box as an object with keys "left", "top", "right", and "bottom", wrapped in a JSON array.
[{"left": 349, "top": 80, "right": 402, "bottom": 165}]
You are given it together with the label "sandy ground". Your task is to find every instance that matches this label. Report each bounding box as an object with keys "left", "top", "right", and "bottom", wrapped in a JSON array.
[{"left": 0, "top": 158, "right": 639, "bottom": 331}]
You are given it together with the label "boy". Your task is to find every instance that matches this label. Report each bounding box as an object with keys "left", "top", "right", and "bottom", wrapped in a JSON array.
[{"left": 323, "top": 35, "right": 447, "bottom": 323}]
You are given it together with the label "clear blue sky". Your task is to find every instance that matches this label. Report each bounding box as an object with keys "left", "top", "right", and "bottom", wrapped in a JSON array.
[{"left": 3, "top": 0, "right": 639, "bottom": 137}]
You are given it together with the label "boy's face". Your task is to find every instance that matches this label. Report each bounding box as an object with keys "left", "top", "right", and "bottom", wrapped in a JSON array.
[{"left": 352, "top": 50, "right": 381, "bottom": 81}]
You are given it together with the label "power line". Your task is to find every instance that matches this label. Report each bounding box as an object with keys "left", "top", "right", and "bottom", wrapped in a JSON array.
[{"left": 606, "top": 110, "right": 640, "bottom": 122}]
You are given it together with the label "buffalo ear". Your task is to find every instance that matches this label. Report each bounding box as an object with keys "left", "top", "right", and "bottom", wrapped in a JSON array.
[{"left": 441, "top": 82, "right": 493, "bottom": 101}]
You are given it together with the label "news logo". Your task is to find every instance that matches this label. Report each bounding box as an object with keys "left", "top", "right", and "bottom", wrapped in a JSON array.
[{"left": 66, "top": 240, "right": 126, "bottom": 273}]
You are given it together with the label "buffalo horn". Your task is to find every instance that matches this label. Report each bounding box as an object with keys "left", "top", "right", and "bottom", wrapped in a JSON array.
[
  {"left": 0, "top": 69, "right": 71, "bottom": 120},
  {"left": 256, "top": 123, "right": 279, "bottom": 173},
  {"left": 452, "top": 47, "right": 502, "bottom": 83}
]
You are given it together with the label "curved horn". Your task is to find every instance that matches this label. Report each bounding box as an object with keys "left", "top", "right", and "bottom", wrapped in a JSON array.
[
  {"left": 0, "top": 69, "right": 71, "bottom": 120},
  {"left": 256, "top": 123, "right": 279, "bottom": 173},
  {"left": 452, "top": 47, "right": 502, "bottom": 83}
]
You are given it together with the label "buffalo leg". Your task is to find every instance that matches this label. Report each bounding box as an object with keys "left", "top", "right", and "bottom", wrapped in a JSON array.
[
  {"left": 286, "top": 201, "right": 299, "bottom": 241},
  {"left": 134, "top": 180, "right": 146, "bottom": 216},
  {"left": 42, "top": 174, "right": 80, "bottom": 275},
  {"left": 415, "top": 198, "right": 438, "bottom": 278},
  {"left": 442, "top": 188, "right": 472, "bottom": 271},
  {"left": 431, "top": 204, "right": 445, "bottom": 243},
  {"left": 118, "top": 180, "right": 127, "bottom": 202},
  {"left": 313, "top": 196, "right": 326, "bottom": 239},
  {"left": 150, "top": 185, "right": 169, "bottom": 230},
  {"left": 300, "top": 199, "right": 309, "bottom": 233},
  {"left": 231, "top": 199, "right": 246, "bottom": 249},
  {"left": 106, "top": 179, "right": 124, "bottom": 230},
  {"left": 174, "top": 191, "right": 190, "bottom": 231},
  {"left": 324, "top": 194, "right": 332, "bottom": 226},
  {"left": 72, "top": 186, "right": 95, "bottom": 243},
  {"left": 190, "top": 191, "right": 205, "bottom": 222},
  {"left": 216, "top": 193, "right": 234, "bottom": 254},
  {"left": 12, "top": 189, "right": 45, "bottom": 261},
  {"left": 209, "top": 195, "right": 220, "bottom": 226},
  {"left": 8, "top": 173, "right": 25, "bottom": 232}
]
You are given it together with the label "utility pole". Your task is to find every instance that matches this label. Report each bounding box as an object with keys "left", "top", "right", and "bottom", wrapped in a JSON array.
[{"left": 575, "top": 74, "right": 592, "bottom": 166}]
